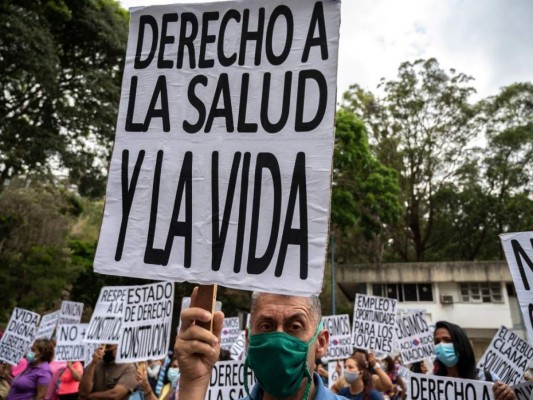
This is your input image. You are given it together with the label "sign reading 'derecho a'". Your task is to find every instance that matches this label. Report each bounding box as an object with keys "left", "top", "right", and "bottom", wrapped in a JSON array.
[{"left": 94, "top": 0, "right": 341, "bottom": 296}]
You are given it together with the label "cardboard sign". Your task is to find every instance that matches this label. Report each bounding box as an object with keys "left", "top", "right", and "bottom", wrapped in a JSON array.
[
  {"left": 0, "top": 308, "right": 40, "bottom": 365},
  {"left": 221, "top": 317, "right": 241, "bottom": 351},
  {"left": 500, "top": 232, "right": 533, "bottom": 345},
  {"left": 55, "top": 324, "right": 88, "bottom": 362},
  {"left": 34, "top": 310, "right": 60, "bottom": 340},
  {"left": 410, "top": 373, "right": 494, "bottom": 400},
  {"left": 322, "top": 314, "right": 352, "bottom": 361},
  {"left": 512, "top": 381, "right": 533, "bottom": 400},
  {"left": 117, "top": 281, "right": 174, "bottom": 362},
  {"left": 395, "top": 311, "right": 434, "bottom": 365},
  {"left": 477, "top": 326, "right": 533, "bottom": 385},
  {"left": 328, "top": 360, "right": 343, "bottom": 389},
  {"left": 59, "top": 301, "right": 84, "bottom": 326},
  {"left": 352, "top": 294, "right": 397, "bottom": 353},
  {"left": 84, "top": 342, "right": 101, "bottom": 366},
  {"left": 205, "top": 359, "right": 255, "bottom": 400},
  {"left": 93, "top": 0, "right": 341, "bottom": 297},
  {"left": 84, "top": 286, "right": 127, "bottom": 344},
  {"left": 230, "top": 330, "right": 246, "bottom": 360}
]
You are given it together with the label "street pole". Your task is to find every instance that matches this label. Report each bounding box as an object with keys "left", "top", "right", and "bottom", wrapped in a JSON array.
[{"left": 331, "top": 233, "right": 336, "bottom": 315}]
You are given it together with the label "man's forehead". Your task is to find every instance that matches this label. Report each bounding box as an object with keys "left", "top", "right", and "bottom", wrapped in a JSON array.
[{"left": 253, "top": 294, "right": 313, "bottom": 317}]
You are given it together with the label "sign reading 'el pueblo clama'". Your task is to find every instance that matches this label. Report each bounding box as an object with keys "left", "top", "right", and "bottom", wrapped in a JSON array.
[{"left": 94, "top": 0, "right": 341, "bottom": 296}]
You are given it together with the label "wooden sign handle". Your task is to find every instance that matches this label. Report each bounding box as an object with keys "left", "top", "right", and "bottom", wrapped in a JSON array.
[{"left": 194, "top": 284, "right": 218, "bottom": 332}]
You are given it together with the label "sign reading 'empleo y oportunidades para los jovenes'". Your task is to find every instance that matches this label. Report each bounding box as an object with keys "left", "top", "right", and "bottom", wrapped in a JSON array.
[{"left": 94, "top": 0, "right": 341, "bottom": 296}]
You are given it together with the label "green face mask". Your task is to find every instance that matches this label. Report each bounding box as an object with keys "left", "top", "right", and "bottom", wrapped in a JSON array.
[{"left": 244, "top": 321, "right": 323, "bottom": 400}]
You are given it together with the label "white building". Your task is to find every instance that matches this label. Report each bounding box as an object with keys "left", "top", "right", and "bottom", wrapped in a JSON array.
[{"left": 336, "top": 261, "right": 525, "bottom": 358}]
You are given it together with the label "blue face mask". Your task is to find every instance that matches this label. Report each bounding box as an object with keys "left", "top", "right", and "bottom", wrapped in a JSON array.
[
  {"left": 435, "top": 343, "right": 459, "bottom": 367},
  {"left": 25, "top": 351, "right": 36, "bottom": 363},
  {"left": 167, "top": 368, "right": 180, "bottom": 384}
]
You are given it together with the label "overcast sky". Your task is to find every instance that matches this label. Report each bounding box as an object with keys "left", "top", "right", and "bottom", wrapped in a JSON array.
[{"left": 119, "top": 0, "right": 533, "bottom": 102}]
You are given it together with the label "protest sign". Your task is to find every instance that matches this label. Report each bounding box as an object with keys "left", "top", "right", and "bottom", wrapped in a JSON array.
[
  {"left": 410, "top": 373, "right": 494, "bottom": 400},
  {"left": 352, "top": 294, "right": 397, "bottom": 353},
  {"left": 84, "top": 286, "right": 127, "bottom": 344},
  {"left": 328, "top": 360, "right": 343, "bottom": 389},
  {"left": 322, "top": 314, "right": 352, "bottom": 361},
  {"left": 500, "top": 232, "right": 533, "bottom": 345},
  {"left": 205, "top": 359, "right": 255, "bottom": 400},
  {"left": 59, "top": 301, "right": 84, "bottom": 326},
  {"left": 93, "top": 0, "right": 341, "bottom": 297},
  {"left": 512, "top": 381, "right": 533, "bottom": 400},
  {"left": 117, "top": 281, "right": 174, "bottom": 362},
  {"left": 34, "top": 310, "right": 60, "bottom": 340},
  {"left": 0, "top": 308, "right": 40, "bottom": 365},
  {"left": 55, "top": 324, "right": 88, "bottom": 362},
  {"left": 230, "top": 330, "right": 246, "bottom": 360},
  {"left": 477, "top": 326, "right": 533, "bottom": 385},
  {"left": 221, "top": 317, "right": 241, "bottom": 351},
  {"left": 395, "top": 311, "right": 434, "bottom": 364}
]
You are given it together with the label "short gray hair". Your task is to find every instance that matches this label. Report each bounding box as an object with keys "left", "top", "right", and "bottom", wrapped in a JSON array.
[{"left": 250, "top": 292, "right": 322, "bottom": 327}]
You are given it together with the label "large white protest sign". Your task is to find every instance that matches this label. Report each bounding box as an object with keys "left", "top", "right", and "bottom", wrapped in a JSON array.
[
  {"left": 352, "top": 294, "right": 397, "bottom": 353},
  {"left": 477, "top": 326, "right": 533, "bottom": 385},
  {"left": 117, "top": 281, "right": 174, "bottom": 362},
  {"left": 55, "top": 324, "right": 88, "bottom": 362},
  {"left": 205, "top": 359, "right": 255, "bottom": 400},
  {"left": 500, "top": 232, "right": 533, "bottom": 345},
  {"left": 512, "top": 381, "right": 533, "bottom": 400},
  {"left": 84, "top": 286, "right": 127, "bottom": 344},
  {"left": 221, "top": 317, "right": 241, "bottom": 351},
  {"left": 322, "top": 314, "right": 352, "bottom": 361},
  {"left": 94, "top": 0, "right": 341, "bottom": 297},
  {"left": 230, "top": 330, "right": 246, "bottom": 360},
  {"left": 410, "top": 373, "right": 494, "bottom": 400},
  {"left": 395, "top": 311, "right": 434, "bottom": 365},
  {"left": 59, "top": 301, "right": 84, "bottom": 326},
  {"left": 34, "top": 310, "right": 60, "bottom": 340},
  {"left": 0, "top": 308, "right": 40, "bottom": 365}
]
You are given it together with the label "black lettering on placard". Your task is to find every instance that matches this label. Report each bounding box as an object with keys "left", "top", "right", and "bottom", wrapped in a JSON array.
[
  {"left": 158, "top": 13, "right": 178, "bottom": 69},
  {"left": 134, "top": 15, "right": 158, "bottom": 69},
  {"left": 183, "top": 75, "right": 208, "bottom": 133},
  {"left": 275, "top": 152, "right": 308, "bottom": 278},
  {"left": 218, "top": 10, "right": 240, "bottom": 67},
  {"left": 199, "top": 12, "right": 219, "bottom": 69},
  {"left": 115, "top": 150, "right": 145, "bottom": 261},
  {"left": 295, "top": 70, "right": 327, "bottom": 132},
  {"left": 261, "top": 72, "right": 292, "bottom": 134},
  {"left": 125, "top": 76, "right": 143, "bottom": 132},
  {"left": 205, "top": 73, "right": 234, "bottom": 133},
  {"left": 265, "top": 6, "right": 293, "bottom": 66},
  {"left": 177, "top": 13, "right": 198, "bottom": 69},
  {"left": 237, "top": 74, "right": 258, "bottom": 132},
  {"left": 247, "top": 153, "right": 281, "bottom": 275},
  {"left": 239, "top": 8, "right": 265, "bottom": 66},
  {"left": 302, "top": 2, "right": 328, "bottom": 62},
  {"left": 212, "top": 152, "right": 242, "bottom": 271},
  {"left": 511, "top": 239, "right": 533, "bottom": 290},
  {"left": 234, "top": 153, "right": 250, "bottom": 273},
  {"left": 144, "top": 151, "right": 192, "bottom": 267},
  {"left": 529, "top": 303, "right": 533, "bottom": 333},
  {"left": 144, "top": 75, "right": 170, "bottom": 132}
]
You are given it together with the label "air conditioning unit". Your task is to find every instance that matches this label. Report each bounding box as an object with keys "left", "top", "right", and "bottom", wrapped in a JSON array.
[{"left": 440, "top": 294, "right": 454, "bottom": 304}]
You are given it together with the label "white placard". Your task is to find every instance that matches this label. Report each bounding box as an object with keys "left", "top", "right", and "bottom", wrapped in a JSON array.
[
  {"left": 117, "top": 281, "right": 174, "bottom": 362},
  {"left": 477, "top": 326, "right": 533, "bottom": 385},
  {"left": 55, "top": 324, "right": 88, "bottom": 362},
  {"left": 352, "top": 294, "right": 397, "bottom": 353},
  {"left": 59, "top": 301, "right": 84, "bottom": 326},
  {"left": 230, "top": 330, "right": 246, "bottom": 360},
  {"left": 84, "top": 286, "right": 127, "bottom": 344},
  {"left": 410, "top": 373, "right": 494, "bottom": 400},
  {"left": 328, "top": 360, "right": 343, "bottom": 389},
  {"left": 0, "top": 308, "right": 40, "bottom": 365},
  {"left": 93, "top": 0, "right": 341, "bottom": 297},
  {"left": 500, "top": 232, "right": 533, "bottom": 345},
  {"left": 395, "top": 311, "right": 434, "bottom": 365},
  {"left": 512, "top": 381, "right": 533, "bottom": 400},
  {"left": 322, "top": 314, "right": 352, "bottom": 361},
  {"left": 84, "top": 343, "right": 101, "bottom": 366},
  {"left": 221, "top": 317, "right": 241, "bottom": 351},
  {"left": 34, "top": 310, "right": 60, "bottom": 340},
  {"left": 205, "top": 359, "right": 255, "bottom": 400}
]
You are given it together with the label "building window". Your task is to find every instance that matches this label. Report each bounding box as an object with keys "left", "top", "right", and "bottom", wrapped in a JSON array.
[
  {"left": 371, "top": 283, "right": 433, "bottom": 302},
  {"left": 459, "top": 283, "right": 503, "bottom": 303}
]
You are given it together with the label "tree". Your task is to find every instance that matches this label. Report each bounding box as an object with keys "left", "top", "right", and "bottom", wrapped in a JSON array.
[
  {"left": 343, "top": 58, "right": 478, "bottom": 261},
  {"left": 0, "top": 0, "right": 128, "bottom": 197}
]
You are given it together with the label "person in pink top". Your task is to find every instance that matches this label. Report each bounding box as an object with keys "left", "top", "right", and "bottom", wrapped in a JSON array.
[
  {"left": 55, "top": 362, "right": 83, "bottom": 400},
  {"left": 45, "top": 361, "right": 67, "bottom": 400}
]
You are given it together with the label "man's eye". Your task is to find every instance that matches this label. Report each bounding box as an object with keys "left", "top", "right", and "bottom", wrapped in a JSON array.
[{"left": 258, "top": 322, "right": 273, "bottom": 331}]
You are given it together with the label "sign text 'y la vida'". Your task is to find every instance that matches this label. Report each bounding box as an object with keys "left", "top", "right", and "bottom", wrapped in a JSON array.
[{"left": 94, "top": 0, "right": 341, "bottom": 296}]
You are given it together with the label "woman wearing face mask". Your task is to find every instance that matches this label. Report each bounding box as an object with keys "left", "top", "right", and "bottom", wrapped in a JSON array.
[
  {"left": 6, "top": 339, "right": 54, "bottom": 400},
  {"left": 338, "top": 357, "right": 382, "bottom": 400},
  {"left": 433, "top": 321, "right": 516, "bottom": 400}
]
